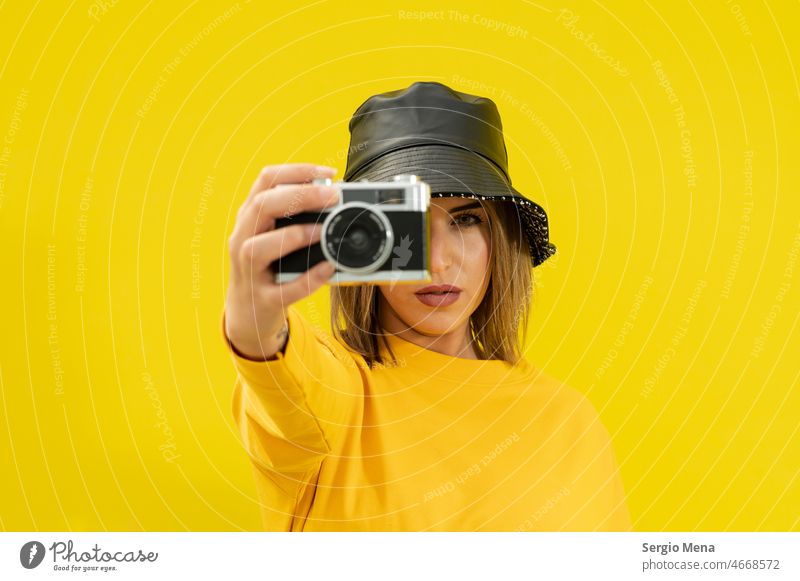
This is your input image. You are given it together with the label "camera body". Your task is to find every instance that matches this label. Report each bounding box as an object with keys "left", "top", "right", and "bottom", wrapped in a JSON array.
[{"left": 271, "top": 174, "right": 432, "bottom": 285}]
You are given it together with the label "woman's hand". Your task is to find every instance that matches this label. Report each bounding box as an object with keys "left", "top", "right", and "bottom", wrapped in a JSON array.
[{"left": 225, "top": 163, "right": 341, "bottom": 360}]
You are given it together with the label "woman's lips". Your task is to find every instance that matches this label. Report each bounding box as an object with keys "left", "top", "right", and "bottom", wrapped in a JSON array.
[{"left": 414, "top": 291, "right": 462, "bottom": 307}]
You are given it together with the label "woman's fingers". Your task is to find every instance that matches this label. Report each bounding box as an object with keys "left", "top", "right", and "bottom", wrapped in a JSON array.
[
  {"left": 237, "top": 223, "right": 323, "bottom": 278},
  {"left": 239, "top": 182, "right": 340, "bottom": 236},
  {"left": 229, "top": 182, "right": 341, "bottom": 258},
  {"left": 268, "top": 259, "right": 336, "bottom": 309},
  {"left": 243, "top": 163, "right": 336, "bottom": 209},
  {"left": 234, "top": 162, "right": 336, "bottom": 245}
]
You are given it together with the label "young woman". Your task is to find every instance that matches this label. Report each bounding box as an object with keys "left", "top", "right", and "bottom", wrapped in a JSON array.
[{"left": 223, "top": 82, "right": 632, "bottom": 531}]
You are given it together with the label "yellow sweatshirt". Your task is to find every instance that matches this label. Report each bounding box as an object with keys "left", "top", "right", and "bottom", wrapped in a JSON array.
[{"left": 225, "top": 305, "right": 633, "bottom": 532}]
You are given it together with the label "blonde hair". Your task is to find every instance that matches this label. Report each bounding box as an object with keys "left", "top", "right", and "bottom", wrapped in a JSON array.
[{"left": 330, "top": 200, "right": 534, "bottom": 368}]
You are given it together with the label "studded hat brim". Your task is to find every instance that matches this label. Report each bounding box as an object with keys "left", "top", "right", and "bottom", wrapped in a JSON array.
[{"left": 344, "top": 143, "right": 557, "bottom": 267}]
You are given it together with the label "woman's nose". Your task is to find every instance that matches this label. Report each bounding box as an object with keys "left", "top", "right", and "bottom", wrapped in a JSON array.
[{"left": 429, "top": 220, "right": 454, "bottom": 274}]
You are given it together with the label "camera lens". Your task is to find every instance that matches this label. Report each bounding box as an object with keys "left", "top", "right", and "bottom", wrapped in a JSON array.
[
  {"left": 346, "top": 225, "right": 369, "bottom": 251},
  {"left": 321, "top": 203, "right": 394, "bottom": 273}
]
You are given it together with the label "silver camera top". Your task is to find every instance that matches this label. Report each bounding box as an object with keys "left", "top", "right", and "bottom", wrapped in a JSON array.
[{"left": 312, "top": 174, "right": 420, "bottom": 186}]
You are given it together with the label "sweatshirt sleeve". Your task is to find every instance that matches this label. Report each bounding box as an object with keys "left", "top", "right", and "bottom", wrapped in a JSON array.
[
  {"left": 564, "top": 391, "right": 634, "bottom": 532},
  {"left": 223, "top": 305, "right": 364, "bottom": 526}
]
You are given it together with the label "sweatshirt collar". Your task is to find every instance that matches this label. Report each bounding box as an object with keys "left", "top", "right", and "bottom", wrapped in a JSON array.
[{"left": 377, "top": 331, "right": 536, "bottom": 386}]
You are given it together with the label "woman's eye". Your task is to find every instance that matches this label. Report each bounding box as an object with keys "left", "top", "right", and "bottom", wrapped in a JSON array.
[{"left": 452, "top": 212, "right": 483, "bottom": 227}]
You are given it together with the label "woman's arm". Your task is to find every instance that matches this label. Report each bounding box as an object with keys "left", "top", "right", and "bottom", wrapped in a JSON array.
[
  {"left": 222, "top": 163, "right": 359, "bottom": 529},
  {"left": 223, "top": 305, "right": 364, "bottom": 529},
  {"left": 225, "top": 304, "right": 363, "bottom": 472},
  {"left": 567, "top": 393, "right": 634, "bottom": 531}
]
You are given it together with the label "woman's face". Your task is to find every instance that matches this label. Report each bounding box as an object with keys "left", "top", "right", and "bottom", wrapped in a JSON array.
[{"left": 377, "top": 197, "right": 492, "bottom": 337}]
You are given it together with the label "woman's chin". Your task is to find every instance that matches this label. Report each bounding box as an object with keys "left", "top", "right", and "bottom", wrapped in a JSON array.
[{"left": 400, "top": 312, "right": 468, "bottom": 335}]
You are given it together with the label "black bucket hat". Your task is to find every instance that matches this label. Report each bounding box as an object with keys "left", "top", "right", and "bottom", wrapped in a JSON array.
[{"left": 343, "top": 81, "right": 556, "bottom": 267}]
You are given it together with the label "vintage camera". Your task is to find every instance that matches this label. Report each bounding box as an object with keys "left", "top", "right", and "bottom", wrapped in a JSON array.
[{"left": 271, "top": 174, "right": 432, "bottom": 285}]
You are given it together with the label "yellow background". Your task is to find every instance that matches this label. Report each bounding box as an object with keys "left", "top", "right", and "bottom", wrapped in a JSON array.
[{"left": 1, "top": 0, "right": 798, "bottom": 531}]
